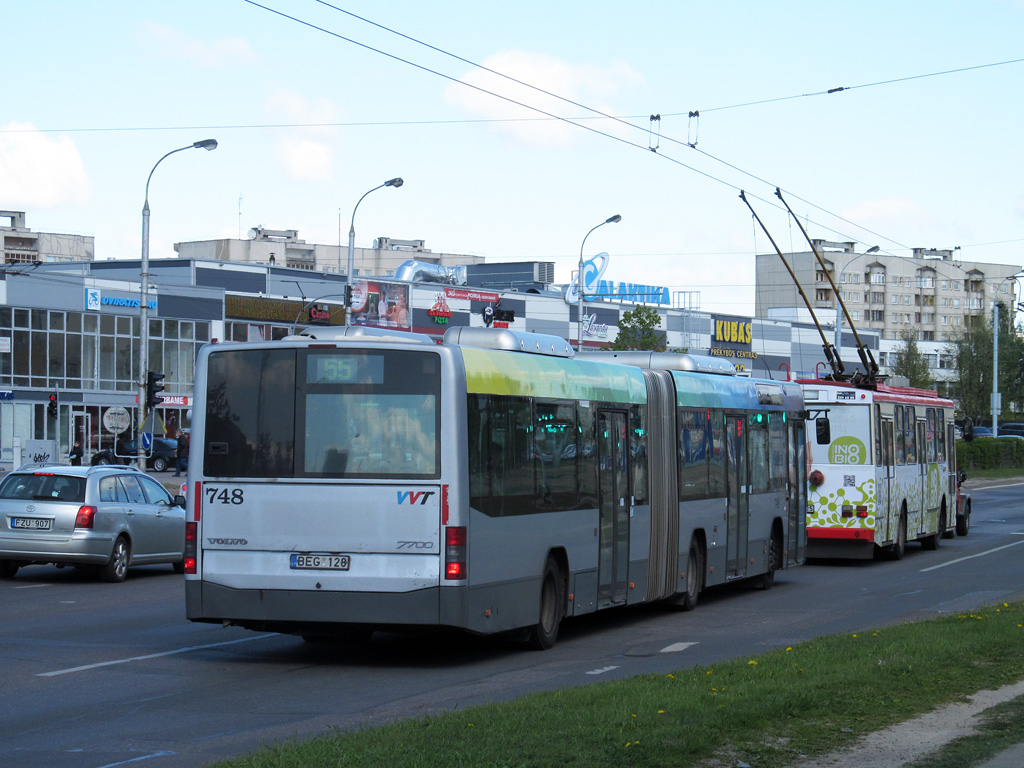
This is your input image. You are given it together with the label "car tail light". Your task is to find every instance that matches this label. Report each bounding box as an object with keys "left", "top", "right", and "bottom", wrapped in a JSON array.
[
  {"left": 444, "top": 526, "right": 466, "bottom": 580},
  {"left": 809, "top": 470, "right": 825, "bottom": 487},
  {"left": 184, "top": 521, "right": 198, "bottom": 574},
  {"left": 74, "top": 506, "right": 97, "bottom": 529}
]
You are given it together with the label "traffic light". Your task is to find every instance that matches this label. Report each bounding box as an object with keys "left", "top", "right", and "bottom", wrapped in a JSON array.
[
  {"left": 146, "top": 371, "right": 165, "bottom": 409},
  {"left": 47, "top": 393, "right": 58, "bottom": 419}
]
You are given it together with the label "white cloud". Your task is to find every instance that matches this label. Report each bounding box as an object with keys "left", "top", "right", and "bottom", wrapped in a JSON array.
[
  {"left": 264, "top": 85, "right": 343, "bottom": 181},
  {"left": 444, "top": 50, "right": 646, "bottom": 147},
  {"left": 0, "top": 122, "right": 91, "bottom": 208},
  {"left": 138, "top": 22, "right": 257, "bottom": 67},
  {"left": 274, "top": 136, "right": 333, "bottom": 181}
]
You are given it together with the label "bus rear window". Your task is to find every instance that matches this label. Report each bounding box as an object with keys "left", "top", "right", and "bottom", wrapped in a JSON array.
[{"left": 204, "top": 347, "right": 441, "bottom": 479}]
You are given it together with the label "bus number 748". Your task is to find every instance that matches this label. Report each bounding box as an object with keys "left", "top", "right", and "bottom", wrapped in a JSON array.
[{"left": 205, "top": 487, "right": 244, "bottom": 505}]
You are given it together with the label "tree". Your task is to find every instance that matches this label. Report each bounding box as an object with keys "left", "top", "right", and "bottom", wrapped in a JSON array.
[
  {"left": 946, "top": 305, "right": 1024, "bottom": 422},
  {"left": 611, "top": 305, "right": 665, "bottom": 351},
  {"left": 891, "top": 328, "right": 932, "bottom": 389}
]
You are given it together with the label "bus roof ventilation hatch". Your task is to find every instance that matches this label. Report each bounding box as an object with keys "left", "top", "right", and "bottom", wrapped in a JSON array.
[
  {"left": 577, "top": 350, "right": 737, "bottom": 375},
  {"left": 287, "top": 326, "right": 435, "bottom": 345},
  {"left": 442, "top": 327, "right": 575, "bottom": 358}
]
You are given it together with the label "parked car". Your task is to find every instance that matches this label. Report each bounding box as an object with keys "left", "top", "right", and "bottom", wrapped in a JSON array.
[
  {"left": 0, "top": 463, "right": 186, "bottom": 582},
  {"left": 971, "top": 426, "right": 993, "bottom": 438},
  {"left": 998, "top": 423, "right": 1024, "bottom": 437},
  {"left": 92, "top": 437, "right": 178, "bottom": 472}
]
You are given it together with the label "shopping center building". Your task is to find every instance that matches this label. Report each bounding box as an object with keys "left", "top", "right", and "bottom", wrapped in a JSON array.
[{"left": 9, "top": 211, "right": 1014, "bottom": 469}]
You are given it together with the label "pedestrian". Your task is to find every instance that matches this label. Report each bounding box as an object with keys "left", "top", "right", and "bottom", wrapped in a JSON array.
[
  {"left": 68, "top": 440, "right": 83, "bottom": 466},
  {"left": 174, "top": 429, "right": 190, "bottom": 477},
  {"left": 115, "top": 435, "right": 129, "bottom": 465}
]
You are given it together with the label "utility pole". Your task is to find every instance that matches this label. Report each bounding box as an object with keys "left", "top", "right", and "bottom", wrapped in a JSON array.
[{"left": 992, "top": 302, "right": 1000, "bottom": 436}]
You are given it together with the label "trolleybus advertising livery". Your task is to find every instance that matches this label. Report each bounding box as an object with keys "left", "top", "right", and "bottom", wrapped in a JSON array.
[
  {"left": 799, "top": 378, "right": 970, "bottom": 560},
  {"left": 184, "top": 327, "right": 809, "bottom": 648}
]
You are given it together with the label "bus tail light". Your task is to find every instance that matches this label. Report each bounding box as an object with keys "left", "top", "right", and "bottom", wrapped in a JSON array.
[
  {"left": 809, "top": 470, "right": 825, "bottom": 487},
  {"left": 184, "top": 522, "right": 198, "bottom": 574},
  {"left": 74, "top": 506, "right": 97, "bottom": 529},
  {"left": 445, "top": 526, "right": 466, "bottom": 580}
]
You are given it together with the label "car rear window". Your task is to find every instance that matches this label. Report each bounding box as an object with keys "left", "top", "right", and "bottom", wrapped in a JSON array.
[{"left": 0, "top": 473, "right": 85, "bottom": 502}]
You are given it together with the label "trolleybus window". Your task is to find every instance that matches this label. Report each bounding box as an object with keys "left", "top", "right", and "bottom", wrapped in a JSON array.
[{"left": 204, "top": 347, "right": 440, "bottom": 479}]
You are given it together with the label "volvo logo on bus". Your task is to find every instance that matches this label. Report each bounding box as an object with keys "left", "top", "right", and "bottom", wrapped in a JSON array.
[
  {"left": 397, "top": 490, "right": 435, "bottom": 505},
  {"left": 207, "top": 538, "right": 248, "bottom": 545}
]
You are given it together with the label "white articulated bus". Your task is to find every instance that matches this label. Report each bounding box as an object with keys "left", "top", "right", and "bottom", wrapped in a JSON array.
[
  {"left": 184, "top": 327, "right": 808, "bottom": 648},
  {"left": 799, "top": 378, "right": 970, "bottom": 560}
]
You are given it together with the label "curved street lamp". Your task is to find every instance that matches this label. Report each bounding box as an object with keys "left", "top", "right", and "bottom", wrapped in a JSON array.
[
  {"left": 138, "top": 139, "right": 217, "bottom": 467},
  {"left": 833, "top": 245, "right": 879, "bottom": 353},
  {"left": 577, "top": 214, "right": 621, "bottom": 350},
  {"left": 345, "top": 177, "right": 403, "bottom": 326}
]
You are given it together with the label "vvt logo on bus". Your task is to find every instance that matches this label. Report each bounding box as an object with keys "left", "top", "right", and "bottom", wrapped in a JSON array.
[
  {"left": 397, "top": 490, "right": 435, "bottom": 505},
  {"left": 829, "top": 437, "right": 868, "bottom": 465}
]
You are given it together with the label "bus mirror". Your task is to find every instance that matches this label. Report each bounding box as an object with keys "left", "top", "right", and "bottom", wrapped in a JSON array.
[
  {"left": 958, "top": 471, "right": 966, "bottom": 485},
  {"left": 816, "top": 417, "right": 831, "bottom": 445}
]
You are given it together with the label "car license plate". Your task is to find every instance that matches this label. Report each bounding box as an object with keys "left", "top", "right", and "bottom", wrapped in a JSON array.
[
  {"left": 12, "top": 517, "right": 51, "bottom": 530},
  {"left": 290, "top": 553, "right": 350, "bottom": 571}
]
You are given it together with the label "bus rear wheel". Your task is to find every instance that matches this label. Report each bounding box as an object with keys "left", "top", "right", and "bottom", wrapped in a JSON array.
[
  {"left": 757, "top": 530, "right": 782, "bottom": 590},
  {"left": 923, "top": 510, "right": 945, "bottom": 550},
  {"left": 527, "top": 557, "right": 564, "bottom": 650},
  {"left": 886, "top": 512, "right": 907, "bottom": 561}
]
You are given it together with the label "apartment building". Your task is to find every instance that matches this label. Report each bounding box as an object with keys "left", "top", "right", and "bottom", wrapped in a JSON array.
[{"left": 755, "top": 240, "right": 1020, "bottom": 342}]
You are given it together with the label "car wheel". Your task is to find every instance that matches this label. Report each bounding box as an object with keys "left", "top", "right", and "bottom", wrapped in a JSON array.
[
  {"left": 100, "top": 537, "right": 130, "bottom": 583},
  {"left": 95, "top": 455, "right": 111, "bottom": 466},
  {"left": 153, "top": 457, "right": 168, "bottom": 472}
]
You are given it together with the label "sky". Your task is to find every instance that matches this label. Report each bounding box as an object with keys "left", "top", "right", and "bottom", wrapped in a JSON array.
[{"left": 3, "top": 0, "right": 1023, "bottom": 317}]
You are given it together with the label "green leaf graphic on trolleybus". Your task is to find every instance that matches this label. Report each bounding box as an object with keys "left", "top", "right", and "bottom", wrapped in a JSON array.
[{"left": 828, "top": 436, "right": 868, "bottom": 465}]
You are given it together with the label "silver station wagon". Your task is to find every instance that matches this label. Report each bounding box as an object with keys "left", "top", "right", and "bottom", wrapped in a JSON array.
[{"left": 0, "top": 463, "right": 186, "bottom": 582}]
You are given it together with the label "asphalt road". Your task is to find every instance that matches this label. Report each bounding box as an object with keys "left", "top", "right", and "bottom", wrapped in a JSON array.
[{"left": 2, "top": 481, "right": 1022, "bottom": 768}]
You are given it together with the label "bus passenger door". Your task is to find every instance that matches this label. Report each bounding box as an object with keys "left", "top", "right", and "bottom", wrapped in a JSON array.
[
  {"left": 879, "top": 420, "right": 894, "bottom": 542},
  {"left": 917, "top": 420, "right": 928, "bottom": 536},
  {"left": 597, "top": 410, "right": 630, "bottom": 608},
  {"left": 726, "top": 415, "right": 748, "bottom": 579},
  {"left": 788, "top": 420, "right": 807, "bottom": 564}
]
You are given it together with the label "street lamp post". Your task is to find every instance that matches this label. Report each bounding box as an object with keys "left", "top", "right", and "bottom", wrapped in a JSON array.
[
  {"left": 138, "top": 139, "right": 217, "bottom": 468},
  {"left": 345, "top": 178, "right": 403, "bottom": 326},
  {"left": 577, "top": 214, "right": 621, "bottom": 350},
  {"left": 833, "top": 245, "right": 879, "bottom": 354}
]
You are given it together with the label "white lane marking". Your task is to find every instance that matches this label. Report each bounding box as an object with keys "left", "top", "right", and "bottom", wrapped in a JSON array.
[
  {"left": 970, "top": 482, "right": 1024, "bottom": 490},
  {"left": 661, "top": 642, "right": 699, "bottom": 653},
  {"left": 13, "top": 584, "right": 52, "bottom": 589},
  {"left": 920, "top": 539, "right": 1024, "bottom": 572},
  {"left": 38, "top": 634, "right": 275, "bottom": 677},
  {"left": 95, "top": 751, "right": 176, "bottom": 767},
  {"left": 586, "top": 665, "right": 621, "bottom": 675}
]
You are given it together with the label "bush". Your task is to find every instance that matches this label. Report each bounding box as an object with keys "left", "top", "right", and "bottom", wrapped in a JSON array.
[{"left": 956, "top": 437, "right": 1024, "bottom": 470}]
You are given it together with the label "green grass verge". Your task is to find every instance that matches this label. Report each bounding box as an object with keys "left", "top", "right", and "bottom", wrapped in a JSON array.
[
  {"left": 963, "top": 467, "right": 1024, "bottom": 481},
  {"left": 212, "top": 602, "right": 1024, "bottom": 768}
]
